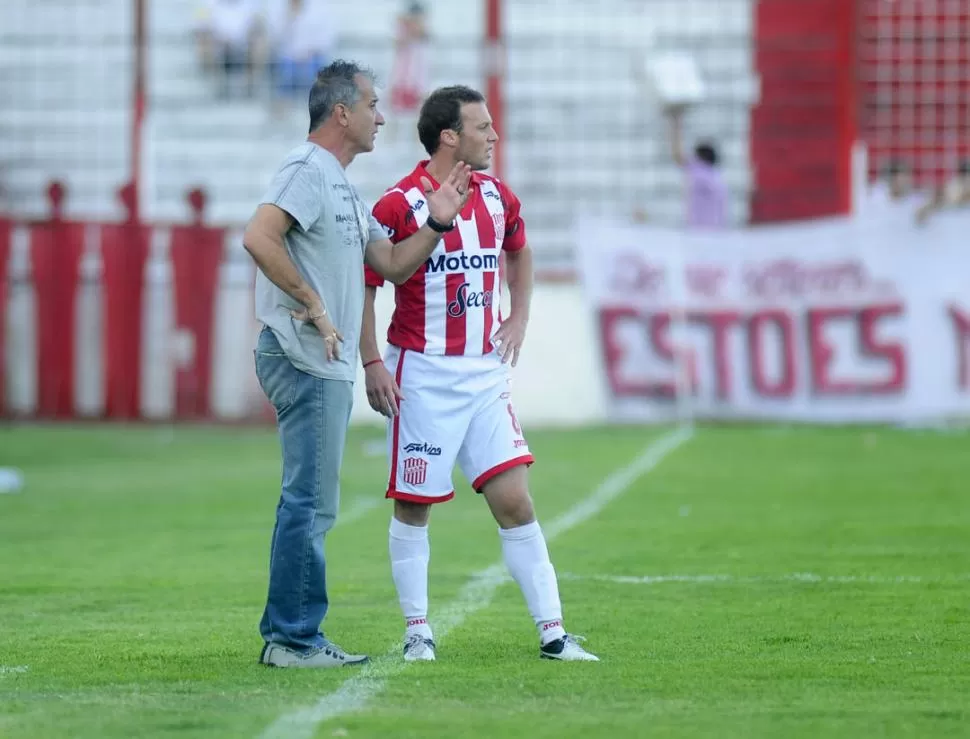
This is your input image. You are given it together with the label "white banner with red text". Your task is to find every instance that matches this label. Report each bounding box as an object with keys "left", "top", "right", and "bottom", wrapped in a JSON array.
[{"left": 577, "top": 210, "right": 970, "bottom": 424}]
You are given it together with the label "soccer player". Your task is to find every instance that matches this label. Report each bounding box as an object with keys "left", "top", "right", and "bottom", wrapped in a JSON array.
[{"left": 359, "top": 85, "right": 599, "bottom": 663}]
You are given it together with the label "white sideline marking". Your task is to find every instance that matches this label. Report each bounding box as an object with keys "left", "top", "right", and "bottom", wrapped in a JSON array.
[
  {"left": 259, "top": 426, "right": 693, "bottom": 739},
  {"left": 559, "top": 572, "right": 970, "bottom": 586},
  {"left": 0, "top": 665, "right": 29, "bottom": 676},
  {"left": 339, "top": 496, "right": 381, "bottom": 526}
]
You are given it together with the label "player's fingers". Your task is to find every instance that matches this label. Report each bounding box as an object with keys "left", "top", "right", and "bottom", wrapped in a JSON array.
[
  {"left": 419, "top": 175, "right": 435, "bottom": 194},
  {"left": 334, "top": 329, "right": 344, "bottom": 343},
  {"left": 511, "top": 344, "right": 521, "bottom": 368},
  {"left": 392, "top": 382, "right": 405, "bottom": 401},
  {"left": 446, "top": 161, "right": 464, "bottom": 187},
  {"left": 385, "top": 391, "right": 399, "bottom": 416}
]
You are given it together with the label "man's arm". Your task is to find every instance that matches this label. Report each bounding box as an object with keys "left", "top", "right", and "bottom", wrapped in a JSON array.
[
  {"left": 243, "top": 204, "right": 324, "bottom": 315},
  {"left": 666, "top": 104, "right": 688, "bottom": 167},
  {"left": 365, "top": 225, "right": 444, "bottom": 285},
  {"left": 365, "top": 162, "right": 472, "bottom": 285}
]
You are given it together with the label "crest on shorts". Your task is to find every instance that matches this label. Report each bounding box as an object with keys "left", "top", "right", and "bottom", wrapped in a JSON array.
[
  {"left": 492, "top": 213, "right": 505, "bottom": 243},
  {"left": 402, "top": 457, "right": 428, "bottom": 486}
]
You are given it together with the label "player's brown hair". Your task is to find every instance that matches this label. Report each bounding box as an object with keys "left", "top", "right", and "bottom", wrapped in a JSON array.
[{"left": 417, "top": 85, "right": 486, "bottom": 156}]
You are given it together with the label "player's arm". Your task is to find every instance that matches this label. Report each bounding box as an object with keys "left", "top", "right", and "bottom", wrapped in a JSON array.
[
  {"left": 491, "top": 184, "right": 533, "bottom": 367},
  {"left": 365, "top": 162, "right": 472, "bottom": 284},
  {"left": 360, "top": 283, "right": 403, "bottom": 417},
  {"left": 505, "top": 244, "right": 534, "bottom": 324}
]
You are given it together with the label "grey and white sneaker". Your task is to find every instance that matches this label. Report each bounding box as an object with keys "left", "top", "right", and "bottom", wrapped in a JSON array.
[
  {"left": 403, "top": 633, "right": 436, "bottom": 662},
  {"left": 259, "top": 641, "right": 369, "bottom": 668},
  {"left": 539, "top": 634, "right": 600, "bottom": 662}
]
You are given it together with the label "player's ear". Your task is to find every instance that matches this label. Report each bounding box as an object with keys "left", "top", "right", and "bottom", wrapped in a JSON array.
[{"left": 440, "top": 129, "right": 459, "bottom": 149}]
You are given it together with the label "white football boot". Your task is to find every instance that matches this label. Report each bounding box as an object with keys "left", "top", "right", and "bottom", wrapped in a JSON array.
[
  {"left": 539, "top": 634, "right": 600, "bottom": 661},
  {"left": 403, "top": 633, "right": 437, "bottom": 662}
]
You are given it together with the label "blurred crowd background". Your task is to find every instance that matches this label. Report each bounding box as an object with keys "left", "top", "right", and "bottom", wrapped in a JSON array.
[{"left": 0, "top": 0, "right": 968, "bottom": 424}]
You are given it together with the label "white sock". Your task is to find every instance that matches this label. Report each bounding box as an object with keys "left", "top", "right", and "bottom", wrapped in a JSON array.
[
  {"left": 499, "top": 520, "right": 566, "bottom": 645},
  {"left": 389, "top": 517, "right": 432, "bottom": 639}
]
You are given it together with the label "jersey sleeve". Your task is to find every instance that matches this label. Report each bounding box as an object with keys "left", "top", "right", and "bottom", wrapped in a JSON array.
[
  {"left": 498, "top": 181, "right": 528, "bottom": 252},
  {"left": 365, "top": 190, "right": 410, "bottom": 287}
]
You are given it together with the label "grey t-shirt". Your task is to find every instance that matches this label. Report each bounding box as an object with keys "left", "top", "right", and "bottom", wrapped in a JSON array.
[{"left": 255, "top": 142, "right": 387, "bottom": 383}]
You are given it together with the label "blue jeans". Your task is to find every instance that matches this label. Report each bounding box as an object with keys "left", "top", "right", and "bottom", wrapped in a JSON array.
[{"left": 254, "top": 327, "right": 353, "bottom": 651}]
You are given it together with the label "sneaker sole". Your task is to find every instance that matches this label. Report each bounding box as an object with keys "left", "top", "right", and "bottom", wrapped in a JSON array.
[{"left": 258, "top": 644, "right": 370, "bottom": 667}]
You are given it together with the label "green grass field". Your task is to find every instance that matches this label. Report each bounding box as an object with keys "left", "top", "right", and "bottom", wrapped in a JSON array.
[{"left": 0, "top": 422, "right": 968, "bottom": 738}]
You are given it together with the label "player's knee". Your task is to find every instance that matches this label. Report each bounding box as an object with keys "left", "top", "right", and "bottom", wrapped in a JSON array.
[
  {"left": 491, "top": 491, "right": 535, "bottom": 528},
  {"left": 393, "top": 499, "right": 431, "bottom": 527}
]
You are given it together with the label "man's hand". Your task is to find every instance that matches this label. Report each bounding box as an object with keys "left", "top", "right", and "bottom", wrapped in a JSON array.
[
  {"left": 365, "top": 362, "right": 404, "bottom": 417},
  {"left": 423, "top": 162, "right": 472, "bottom": 226},
  {"left": 491, "top": 315, "right": 528, "bottom": 367},
  {"left": 290, "top": 306, "right": 344, "bottom": 360}
]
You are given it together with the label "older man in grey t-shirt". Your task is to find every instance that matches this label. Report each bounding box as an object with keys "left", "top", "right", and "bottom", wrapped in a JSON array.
[{"left": 242, "top": 60, "right": 470, "bottom": 669}]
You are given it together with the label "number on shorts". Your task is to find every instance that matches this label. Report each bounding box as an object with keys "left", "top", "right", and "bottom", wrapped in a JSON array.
[{"left": 506, "top": 403, "right": 522, "bottom": 436}]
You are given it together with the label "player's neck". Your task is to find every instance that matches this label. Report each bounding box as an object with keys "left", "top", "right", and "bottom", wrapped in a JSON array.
[
  {"left": 424, "top": 155, "right": 458, "bottom": 187},
  {"left": 307, "top": 128, "right": 358, "bottom": 169}
]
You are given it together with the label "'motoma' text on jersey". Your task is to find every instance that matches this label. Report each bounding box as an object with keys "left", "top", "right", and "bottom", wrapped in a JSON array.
[{"left": 425, "top": 252, "right": 501, "bottom": 274}]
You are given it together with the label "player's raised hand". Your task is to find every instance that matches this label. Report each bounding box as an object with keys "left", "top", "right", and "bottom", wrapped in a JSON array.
[
  {"left": 364, "top": 361, "right": 405, "bottom": 418},
  {"left": 422, "top": 161, "right": 472, "bottom": 226},
  {"left": 490, "top": 314, "right": 528, "bottom": 367}
]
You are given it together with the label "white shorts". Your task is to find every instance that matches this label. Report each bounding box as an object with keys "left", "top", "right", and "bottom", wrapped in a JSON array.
[{"left": 382, "top": 346, "right": 534, "bottom": 504}]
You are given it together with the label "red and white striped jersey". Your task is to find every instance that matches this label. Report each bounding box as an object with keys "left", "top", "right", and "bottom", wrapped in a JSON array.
[{"left": 366, "top": 161, "right": 528, "bottom": 356}]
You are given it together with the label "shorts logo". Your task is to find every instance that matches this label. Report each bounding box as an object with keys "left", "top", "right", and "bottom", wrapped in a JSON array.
[
  {"left": 507, "top": 403, "right": 522, "bottom": 436},
  {"left": 402, "top": 457, "right": 428, "bottom": 486},
  {"left": 404, "top": 442, "right": 441, "bottom": 456}
]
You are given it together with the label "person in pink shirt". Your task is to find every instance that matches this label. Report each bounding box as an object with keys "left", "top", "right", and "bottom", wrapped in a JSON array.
[{"left": 667, "top": 104, "right": 728, "bottom": 229}]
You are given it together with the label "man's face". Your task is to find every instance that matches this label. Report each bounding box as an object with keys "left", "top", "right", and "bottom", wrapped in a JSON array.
[
  {"left": 454, "top": 102, "right": 498, "bottom": 171},
  {"left": 345, "top": 74, "right": 384, "bottom": 153}
]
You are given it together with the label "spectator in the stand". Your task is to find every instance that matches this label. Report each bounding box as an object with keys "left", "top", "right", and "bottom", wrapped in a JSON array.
[
  {"left": 265, "top": 0, "right": 336, "bottom": 118},
  {"left": 915, "top": 159, "right": 970, "bottom": 224},
  {"left": 942, "top": 158, "right": 970, "bottom": 207},
  {"left": 194, "top": 0, "right": 263, "bottom": 99},
  {"left": 386, "top": 2, "right": 430, "bottom": 143},
  {"left": 870, "top": 158, "right": 915, "bottom": 205},
  {"left": 666, "top": 103, "right": 728, "bottom": 230}
]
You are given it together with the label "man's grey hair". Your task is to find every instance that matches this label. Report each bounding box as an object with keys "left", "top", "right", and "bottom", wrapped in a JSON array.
[{"left": 308, "top": 60, "right": 377, "bottom": 133}]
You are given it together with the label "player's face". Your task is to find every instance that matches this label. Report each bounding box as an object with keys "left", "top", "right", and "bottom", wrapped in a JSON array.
[
  {"left": 457, "top": 102, "right": 498, "bottom": 171},
  {"left": 347, "top": 75, "right": 385, "bottom": 153}
]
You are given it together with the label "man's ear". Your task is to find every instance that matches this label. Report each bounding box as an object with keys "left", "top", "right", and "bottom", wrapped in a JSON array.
[
  {"left": 440, "top": 129, "right": 459, "bottom": 149},
  {"left": 334, "top": 103, "right": 350, "bottom": 127}
]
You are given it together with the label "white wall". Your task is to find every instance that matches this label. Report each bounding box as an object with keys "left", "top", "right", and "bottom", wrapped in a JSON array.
[{"left": 349, "top": 282, "right": 610, "bottom": 427}]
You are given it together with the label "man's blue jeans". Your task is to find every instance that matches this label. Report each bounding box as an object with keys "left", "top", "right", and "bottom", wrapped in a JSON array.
[{"left": 254, "top": 327, "right": 353, "bottom": 651}]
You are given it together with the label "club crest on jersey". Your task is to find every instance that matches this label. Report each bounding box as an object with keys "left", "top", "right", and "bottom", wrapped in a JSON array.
[
  {"left": 492, "top": 213, "right": 505, "bottom": 242},
  {"left": 447, "top": 282, "right": 493, "bottom": 318}
]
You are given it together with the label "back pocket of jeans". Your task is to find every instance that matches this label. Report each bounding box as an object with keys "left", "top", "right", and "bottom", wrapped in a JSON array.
[{"left": 255, "top": 350, "right": 297, "bottom": 410}]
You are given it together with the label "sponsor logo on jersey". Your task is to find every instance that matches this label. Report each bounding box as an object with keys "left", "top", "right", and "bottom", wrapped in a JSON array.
[
  {"left": 404, "top": 198, "right": 426, "bottom": 224},
  {"left": 426, "top": 252, "right": 500, "bottom": 274},
  {"left": 447, "top": 282, "right": 494, "bottom": 318}
]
